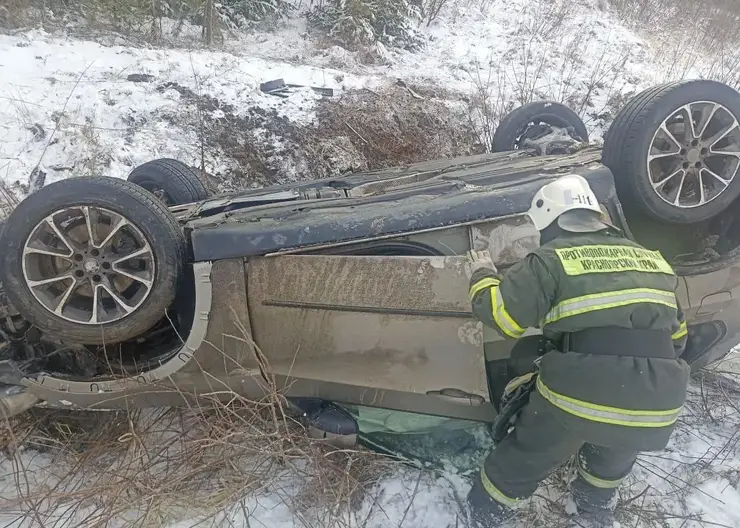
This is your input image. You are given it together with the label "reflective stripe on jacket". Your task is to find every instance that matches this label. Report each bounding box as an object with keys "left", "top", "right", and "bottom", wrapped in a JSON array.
[
  {"left": 469, "top": 231, "right": 690, "bottom": 446},
  {"left": 535, "top": 377, "right": 681, "bottom": 428}
]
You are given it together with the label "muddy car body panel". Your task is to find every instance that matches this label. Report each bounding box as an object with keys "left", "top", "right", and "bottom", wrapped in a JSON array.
[
  {"left": 8, "top": 150, "right": 613, "bottom": 419},
  {"left": 6, "top": 79, "right": 740, "bottom": 426},
  {"left": 185, "top": 149, "right": 615, "bottom": 260},
  {"left": 9, "top": 148, "right": 737, "bottom": 424}
]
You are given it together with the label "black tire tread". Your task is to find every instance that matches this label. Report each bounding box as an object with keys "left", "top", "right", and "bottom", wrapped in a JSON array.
[
  {"left": 602, "top": 82, "right": 676, "bottom": 169},
  {"left": 0, "top": 177, "right": 187, "bottom": 345},
  {"left": 602, "top": 81, "right": 684, "bottom": 196},
  {"left": 603, "top": 80, "right": 740, "bottom": 223},
  {"left": 128, "top": 158, "right": 209, "bottom": 205},
  {"left": 492, "top": 101, "right": 589, "bottom": 152}
]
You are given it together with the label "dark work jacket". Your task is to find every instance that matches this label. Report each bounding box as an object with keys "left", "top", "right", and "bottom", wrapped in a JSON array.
[{"left": 469, "top": 231, "right": 690, "bottom": 451}]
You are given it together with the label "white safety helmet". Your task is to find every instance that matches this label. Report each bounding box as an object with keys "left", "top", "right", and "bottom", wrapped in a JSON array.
[{"left": 526, "top": 174, "right": 611, "bottom": 232}]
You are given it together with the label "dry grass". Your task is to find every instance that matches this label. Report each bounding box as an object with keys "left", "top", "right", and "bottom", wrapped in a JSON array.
[
  {"left": 162, "top": 78, "right": 481, "bottom": 189},
  {"left": 4, "top": 354, "right": 740, "bottom": 528},
  {"left": 2, "top": 404, "right": 396, "bottom": 527},
  {"left": 311, "top": 85, "right": 482, "bottom": 173},
  {"left": 0, "top": 326, "right": 406, "bottom": 528},
  {"left": 607, "top": 0, "right": 740, "bottom": 89},
  {"left": 0, "top": 179, "right": 18, "bottom": 221}
]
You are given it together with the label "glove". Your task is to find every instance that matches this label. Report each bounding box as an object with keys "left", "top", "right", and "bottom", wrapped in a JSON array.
[
  {"left": 465, "top": 249, "right": 497, "bottom": 278},
  {"left": 501, "top": 372, "right": 537, "bottom": 402},
  {"left": 491, "top": 372, "right": 538, "bottom": 444}
]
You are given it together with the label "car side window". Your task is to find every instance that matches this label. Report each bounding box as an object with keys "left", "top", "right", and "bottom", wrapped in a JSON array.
[
  {"left": 470, "top": 214, "right": 540, "bottom": 271},
  {"left": 470, "top": 204, "right": 614, "bottom": 270}
]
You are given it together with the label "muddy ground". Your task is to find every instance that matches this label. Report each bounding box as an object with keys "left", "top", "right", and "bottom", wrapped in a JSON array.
[{"left": 156, "top": 80, "right": 483, "bottom": 191}]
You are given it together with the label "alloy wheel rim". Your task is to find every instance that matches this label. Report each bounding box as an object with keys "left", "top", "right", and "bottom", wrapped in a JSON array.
[
  {"left": 647, "top": 101, "right": 740, "bottom": 208},
  {"left": 21, "top": 205, "right": 155, "bottom": 325}
]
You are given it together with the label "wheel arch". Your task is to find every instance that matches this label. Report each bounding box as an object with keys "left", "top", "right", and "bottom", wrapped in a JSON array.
[{"left": 19, "top": 261, "right": 215, "bottom": 404}]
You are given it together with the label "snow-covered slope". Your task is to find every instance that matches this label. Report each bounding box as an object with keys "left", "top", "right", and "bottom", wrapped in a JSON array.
[
  {"left": 2, "top": 1, "right": 740, "bottom": 526},
  {"left": 1, "top": 0, "right": 677, "bottom": 200},
  {"left": 1, "top": 352, "right": 739, "bottom": 528},
  {"left": 0, "top": 29, "right": 375, "bottom": 193}
]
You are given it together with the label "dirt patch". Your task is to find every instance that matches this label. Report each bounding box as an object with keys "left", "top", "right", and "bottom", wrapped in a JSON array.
[
  {"left": 156, "top": 81, "right": 481, "bottom": 191},
  {"left": 313, "top": 85, "right": 483, "bottom": 172},
  {"left": 157, "top": 81, "right": 288, "bottom": 190}
]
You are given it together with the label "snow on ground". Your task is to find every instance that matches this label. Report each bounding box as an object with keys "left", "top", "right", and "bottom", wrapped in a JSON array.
[
  {"left": 1, "top": 354, "right": 739, "bottom": 527},
  {"left": 0, "top": 28, "right": 376, "bottom": 196},
  {"left": 1, "top": 0, "right": 690, "bottom": 204},
  {"left": 2, "top": 0, "right": 740, "bottom": 526}
]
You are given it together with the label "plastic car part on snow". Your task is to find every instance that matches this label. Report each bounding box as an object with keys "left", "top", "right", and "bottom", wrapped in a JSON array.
[
  {"left": 492, "top": 101, "right": 589, "bottom": 153},
  {"left": 128, "top": 158, "right": 210, "bottom": 206},
  {"left": 0, "top": 383, "right": 40, "bottom": 419},
  {"left": 0, "top": 177, "right": 187, "bottom": 345},
  {"left": 602, "top": 80, "right": 740, "bottom": 224}
]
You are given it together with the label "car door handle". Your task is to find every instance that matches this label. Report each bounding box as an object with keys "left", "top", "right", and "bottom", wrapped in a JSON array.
[{"left": 426, "top": 388, "right": 486, "bottom": 406}]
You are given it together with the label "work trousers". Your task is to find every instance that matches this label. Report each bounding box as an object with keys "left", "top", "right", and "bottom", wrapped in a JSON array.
[{"left": 470, "top": 391, "right": 638, "bottom": 520}]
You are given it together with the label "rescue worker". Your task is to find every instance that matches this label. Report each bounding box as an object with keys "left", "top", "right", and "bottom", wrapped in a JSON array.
[{"left": 465, "top": 174, "right": 690, "bottom": 527}]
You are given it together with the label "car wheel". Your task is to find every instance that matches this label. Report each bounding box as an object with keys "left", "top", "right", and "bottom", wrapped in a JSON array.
[
  {"left": 128, "top": 158, "right": 209, "bottom": 205},
  {"left": 492, "top": 101, "right": 588, "bottom": 153},
  {"left": 602, "top": 80, "right": 740, "bottom": 224},
  {"left": 0, "top": 177, "right": 186, "bottom": 345}
]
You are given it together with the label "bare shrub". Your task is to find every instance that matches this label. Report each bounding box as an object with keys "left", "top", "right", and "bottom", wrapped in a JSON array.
[
  {"left": 1, "top": 0, "right": 290, "bottom": 44},
  {"left": 517, "top": 0, "right": 576, "bottom": 42},
  {"left": 606, "top": 0, "right": 677, "bottom": 28},
  {"left": 1, "top": 328, "right": 402, "bottom": 527},
  {"left": 75, "top": 119, "right": 114, "bottom": 178},
  {"left": 466, "top": 14, "right": 638, "bottom": 149},
  {"left": 466, "top": 62, "right": 515, "bottom": 152},
  {"left": 607, "top": 0, "right": 740, "bottom": 90},
  {"left": 312, "top": 85, "right": 482, "bottom": 172},
  {"left": 0, "top": 0, "right": 35, "bottom": 29},
  {"left": 444, "top": 0, "right": 497, "bottom": 17},
  {"left": 0, "top": 0, "right": 205, "bottom": 43},
  {"left": 413, "top": 0, "right": 449, "bottom": 26}
]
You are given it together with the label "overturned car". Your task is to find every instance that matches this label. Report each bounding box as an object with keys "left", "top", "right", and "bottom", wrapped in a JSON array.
[{"left": 2, "top": 79, "right": 740, "bottom": 449}]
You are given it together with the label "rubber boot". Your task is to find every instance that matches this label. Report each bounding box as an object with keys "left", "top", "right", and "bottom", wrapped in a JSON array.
[
  {"left": 574, "top": 498, "right": 617, "bottom": 528},
  {"left": 467, "top": 476, "right": 514, "bottom": 528},
  {"left": 576, "top": 509, "right": 616, "bottom": 528},
  {"left": 572, "top": 487, "right": 618, "bottom": 526}
]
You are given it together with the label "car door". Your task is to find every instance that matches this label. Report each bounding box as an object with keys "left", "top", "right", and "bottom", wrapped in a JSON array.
[
  {"left": 469, "top": 214, "right": 546, "bottom": 406},
  {"left": 246, "top": 253, "right": 495, "bottom": 422},
  {"left": 681, "top": 266, "right": 740, "bottom": 368}
]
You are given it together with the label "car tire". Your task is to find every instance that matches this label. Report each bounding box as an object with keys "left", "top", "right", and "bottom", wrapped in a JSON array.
[
  {"left": 602, "top": 80, "right": 740, "bottom": 224},
  {"left": 128, "top": 158, "right": 209, "bottom": 205},
  {"left": 0, "top": 177, "right": 186, "bottom": 345},
  {"left": 492, "top": 101, "right": 588, "bottom": 152}
]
